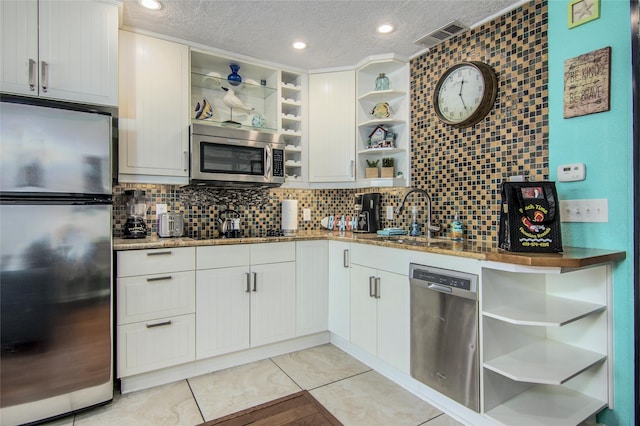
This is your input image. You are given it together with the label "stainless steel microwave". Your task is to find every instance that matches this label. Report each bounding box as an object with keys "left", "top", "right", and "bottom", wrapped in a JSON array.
[{"left": 190, "top": 124, "right": 285, "bottom": 187}]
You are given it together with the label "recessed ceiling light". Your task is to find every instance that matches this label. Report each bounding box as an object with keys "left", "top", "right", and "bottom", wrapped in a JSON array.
[
  {"left": 377, "top": 24, "right": 395, "bottom": 34},
  {"left": 139, "top": 0, "right": 162, "bottom": 10},
  {"left": 292, "top": 41, "right": 307, "bottom": 50}
]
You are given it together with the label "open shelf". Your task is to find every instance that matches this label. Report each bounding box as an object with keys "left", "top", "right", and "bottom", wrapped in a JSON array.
[
  {"left": 483, "top": 294, "right": 605, "bottom": 327},
  {"left": 483, "top": 340, "right": 605, "bottom": 385},
  {"left": 358, "top": 89, "right": 406, "bottom": 103},
  {"left": 484, "top": 384, "right": 607, "bottom": 426}
]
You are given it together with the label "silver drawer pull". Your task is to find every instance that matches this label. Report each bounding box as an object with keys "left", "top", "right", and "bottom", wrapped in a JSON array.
[
  {"left": 343, "top": 249, "right": 350, "bottom": 268},
  {"left": 146, "top": 275, "right": 172, "bottom": 282},
  {"left": 146, "top": 320, "right": 172, "bottom": 328},
  {"left": 146, "top": 251, "right": 172, "bottom": 256}
]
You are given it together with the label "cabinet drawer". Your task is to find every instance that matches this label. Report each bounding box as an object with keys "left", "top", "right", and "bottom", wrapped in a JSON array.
[
  {"left": 117, "top": 271, "right": 195, "bottom": 325},
  {"left": 251, "top": 242, "right": 296, "bottom": 265},
  {"left": 350, "top": 243, "right": 409, "bottom": 275},
  {"left": 197, "top": 245, "right": 250, "bottom": 270},
  {"left": 117, "top": 313, "right": 195, "bottom": 378},
  {"left": 117, "top": 247, "right": 195, "bottom": 277}
]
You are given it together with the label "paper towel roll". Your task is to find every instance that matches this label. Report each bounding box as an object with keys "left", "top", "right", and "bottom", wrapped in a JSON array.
[{"left": 281, "top": 199, "right": 298, "bottom": 236}]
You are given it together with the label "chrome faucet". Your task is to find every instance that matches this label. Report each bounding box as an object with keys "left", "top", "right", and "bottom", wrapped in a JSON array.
[{"left": 396, "top": 188, "right": 441, "bottom": 238}]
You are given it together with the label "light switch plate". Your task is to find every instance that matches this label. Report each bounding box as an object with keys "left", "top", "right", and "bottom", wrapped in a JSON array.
[
  {"left": 386, "top": 206, "right": 394, "bottom": 220},
  {"left": 557, "top": 163, "right": 586, "bottom": 182},
  {"left": 156, "top": 203, "right": 167, "bottom": 218},
  {"left": 559, "top": 199, "right": 608, "bottom": 222},
  {"left": 303, "top": 208, "right": 311, "bottom": 221}
]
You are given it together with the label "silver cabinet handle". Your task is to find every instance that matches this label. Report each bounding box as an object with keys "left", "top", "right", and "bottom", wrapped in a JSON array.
[
  {"left": 146, "top": 320, "right": 172, "bottom": 328},
  {"left": 245, "top": 272, "right": 251, "bottom": 292},
  {"left": 369, "top": 276, "right": 376, "bottom": 297},
  {"left": 252, "top": 272, "right": 257, "bottom": 292},
  {"left": 350, "top": 160, "right": 355, "bottom": 178},
  {"left": 183, "top": 150, "right": 188, "bottom": 172},
  {"left": 40, "top": 60, "right": 48, "bottom": 93},
  {"left": 146, "top": 250, "right": 172, "bottom": 256},
  {"left": 343, "top": 249, "right": 350, "bottom": 268},
  {"left": 28, "top": 59, "right": 36, "bottom": 91},
  {"left": 146, "top": 275, "right": 172, "bottom": 282},
  {"left": 375, "top": 277, "right": 381, "bottom": 299}
]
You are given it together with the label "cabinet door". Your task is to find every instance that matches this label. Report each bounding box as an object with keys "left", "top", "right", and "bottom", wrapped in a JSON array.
[
  {"left": 350, "top": 264, "right": 377, "bottom": 356},
  {"left": 328, "top": 241, "right": 351, "bottom": 340},
  {"left": 118, "top": 31, "right": 190, "bottom": 181},
  {"left": 0, "top": 1, "right": 38, "bottom": 96},
  {"left": 196, "top": 266, "right": 251, "bottom": 359},
  {"left": 296, "top": 241, "right": 328, "bottom": 336},
  {"left": 250, "top": 262, "right": 296, "bottom": 347},
  {"left": 376, "top": 269, "right": 410, "bottom": 373},
  {"left": 308, "top": 71, "right": 355, "bottom": 182},
  {"left": 39, "top": 0, "right": 118, "bottom": 105}
]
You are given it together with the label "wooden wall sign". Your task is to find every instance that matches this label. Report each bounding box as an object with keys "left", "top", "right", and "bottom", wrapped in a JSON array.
[{"left": 563, "top": 46, "right": 611, "bottom": 118}]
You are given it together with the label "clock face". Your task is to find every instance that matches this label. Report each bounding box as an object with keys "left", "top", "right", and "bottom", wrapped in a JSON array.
[{"left": 433, "top": 61, "right": 497, "bottom": 128}]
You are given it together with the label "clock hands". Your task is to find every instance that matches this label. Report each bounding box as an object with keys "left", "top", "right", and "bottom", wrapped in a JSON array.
[{"left": 458, "top": 78, "right": 467, "bottom": 110}]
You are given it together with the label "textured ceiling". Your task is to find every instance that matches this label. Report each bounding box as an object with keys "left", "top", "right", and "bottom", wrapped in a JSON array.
[{"left": 122, "top": 0, "right": 524, "bottom": 70}]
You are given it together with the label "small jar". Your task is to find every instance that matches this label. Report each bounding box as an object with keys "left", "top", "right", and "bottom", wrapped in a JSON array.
[{"left": 375, "top": 73, "right": 389, "bottom": 91}]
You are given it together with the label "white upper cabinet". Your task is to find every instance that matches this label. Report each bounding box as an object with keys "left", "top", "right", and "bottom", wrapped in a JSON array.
[
  {"left": 118, "top": 31, "right": 190, "bottom": 183},
  {"left": 308, "top": 70, "right": 356, "bottom": 183},
  {"left": 0, "top": 0, "right": 118, "bottom": 106}
]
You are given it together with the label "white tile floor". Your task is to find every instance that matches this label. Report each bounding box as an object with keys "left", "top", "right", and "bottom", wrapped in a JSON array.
[{"left": 42, "top": 344, "right": 463, "bottom": 426}]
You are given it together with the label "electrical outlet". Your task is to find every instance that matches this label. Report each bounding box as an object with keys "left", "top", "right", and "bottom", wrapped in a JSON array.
[
  {"left": 156, "top": 203, "right": 168, "bottom": 218},
  {"left": 386, "top": 205, "right": 394, "bottom": 220},
  {"left": 559, "top": 199, "right": 608, "bottom": 222},
  {"left": 303, "top": 208, "right": 311, "bottom": 221}
]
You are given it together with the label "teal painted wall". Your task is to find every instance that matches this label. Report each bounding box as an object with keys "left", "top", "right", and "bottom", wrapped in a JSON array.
[{"left": 548, "top": 0, "right": 635, "bottom": 425}]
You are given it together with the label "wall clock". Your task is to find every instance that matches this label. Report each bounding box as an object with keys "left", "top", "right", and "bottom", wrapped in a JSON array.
[{"left": 433, "top": 61, "right": 498, "bottom": 128}]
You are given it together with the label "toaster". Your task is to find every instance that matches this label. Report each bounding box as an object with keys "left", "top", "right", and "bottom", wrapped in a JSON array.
[{"left": 157, "top": 213, "right": 184, "bottom": 237}]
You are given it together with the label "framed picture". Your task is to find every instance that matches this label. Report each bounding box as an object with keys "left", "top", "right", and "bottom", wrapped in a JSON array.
[
  {"left": 563, "top": 46, "right": 611, "bottom": 118},
  {"left": 568, "top": 0, "right": 600, "bottom": 29}
]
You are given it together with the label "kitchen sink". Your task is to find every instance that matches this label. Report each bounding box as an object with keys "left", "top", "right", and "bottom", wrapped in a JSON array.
[{"left": 377, "top": 236, "right": 452, "bottom": 248}]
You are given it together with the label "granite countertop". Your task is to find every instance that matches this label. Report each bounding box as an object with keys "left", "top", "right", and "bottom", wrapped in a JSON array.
[{"left": 113, "top": 231, "right": 626, "bottom": 268}]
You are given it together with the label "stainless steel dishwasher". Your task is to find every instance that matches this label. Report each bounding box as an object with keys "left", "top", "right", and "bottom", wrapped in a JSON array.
[{"left": 409, "top": 263, "right": 479, "bottom": 412}]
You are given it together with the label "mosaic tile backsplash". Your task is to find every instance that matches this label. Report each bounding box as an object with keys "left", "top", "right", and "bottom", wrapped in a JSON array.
[{"left": 113, "top": 1, "right": 548, "bottom": 243}]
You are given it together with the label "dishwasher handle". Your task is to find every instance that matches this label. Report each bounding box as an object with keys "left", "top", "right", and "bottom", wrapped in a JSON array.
[{"left": 428, "top": 283, "right": 453, "bottom": 293}]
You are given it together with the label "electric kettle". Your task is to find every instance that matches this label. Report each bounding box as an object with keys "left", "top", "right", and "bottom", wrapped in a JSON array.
[{"left": 217, "top": 209, "right": 241, "bottom": 238}]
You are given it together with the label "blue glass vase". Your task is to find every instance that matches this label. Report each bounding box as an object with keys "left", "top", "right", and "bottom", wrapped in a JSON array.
[
  {"left": 227, "top": 64, "right": 242, "bottom": 86},
  {"left": 375, "top": 73, "right": 389, "bottom": 91}
]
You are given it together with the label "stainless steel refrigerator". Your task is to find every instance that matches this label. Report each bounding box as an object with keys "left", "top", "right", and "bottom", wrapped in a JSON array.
[{"left": 0, "top": 97, "right": 114, "bottom": 425}]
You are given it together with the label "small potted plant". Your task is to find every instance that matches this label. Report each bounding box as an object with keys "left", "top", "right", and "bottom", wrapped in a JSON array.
[
  {"left": 365, "top": 159, "right": 379, "bottom": 178},
  {"left": 381, "top": 157, "right": 395, "bottom": 178}
]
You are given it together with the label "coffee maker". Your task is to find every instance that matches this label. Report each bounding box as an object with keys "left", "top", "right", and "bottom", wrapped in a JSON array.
[
  {"left": 354, "top": 193, "right": 381, "bottom": 233},
  {"left": 123, "top": 190, "right": 148, "bottom": 239}
]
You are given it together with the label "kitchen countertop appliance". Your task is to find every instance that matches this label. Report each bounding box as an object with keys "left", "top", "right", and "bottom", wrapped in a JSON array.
[
  {"left": 0, "top": 95, "right": 114, "bottom": 425},
  {"left": 217, "top": 209, "right": 241, "bottom": 238},
  {"left": 157, "top": 212, "right": 184, "bottom": 237},
  {"left": 123, "top": 189, "right": 148, "bottom": 238},
  {"left": 409, "top": 263, "right": 479, "bottom": 412},
  {"left": 354, "top": 192, "right": 381, "bottom": 233}
]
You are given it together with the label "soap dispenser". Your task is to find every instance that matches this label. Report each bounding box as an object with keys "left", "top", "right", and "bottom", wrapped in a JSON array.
[
  {"left": 451, "top": 210, "right": 464, "bottom": 241},
  {"left": 409, "top": 205, "right": 420, "bottom": 236}
]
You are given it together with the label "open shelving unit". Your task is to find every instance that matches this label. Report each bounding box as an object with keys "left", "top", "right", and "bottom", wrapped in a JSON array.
[
  {"left": 480, "top": 263, "right": 612, "bottom": 426},
  {"left": 279, "top": 71, "right": 306, "bottom": 185},
  {"left": 355, "top": 55, "right": 410, "bottom": 187}
]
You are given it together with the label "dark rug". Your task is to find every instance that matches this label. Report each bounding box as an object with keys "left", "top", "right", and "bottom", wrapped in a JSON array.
[{"left": 199, "top": 390, "right": 343, "bottom": 426}]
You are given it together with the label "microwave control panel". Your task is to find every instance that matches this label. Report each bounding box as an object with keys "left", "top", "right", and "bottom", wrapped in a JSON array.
[{"left": 273, "top": 149, "right": 284, "bottom": 177}]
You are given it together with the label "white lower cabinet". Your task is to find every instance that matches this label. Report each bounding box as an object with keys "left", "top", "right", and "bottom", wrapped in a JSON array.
[
  {"left": 328, "top": 241, "right": 351, "bottom": 340},
  {"left": 349, "top": 243, "right": 410, "bottom": 374},
  {"left": 196, "top": 243, "right": 296, "bottom": 359},
  {"left": 295, "top": 241, "right": 329, "bottom": 336},
  {"left": 481, "top": 263, "right": 612, "bottom": 425},
  {"left": 116, "top": 248, "right": 196, "bottom": 378}
]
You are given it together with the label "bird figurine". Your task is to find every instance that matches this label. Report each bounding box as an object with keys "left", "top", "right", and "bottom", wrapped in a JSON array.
[{"left": 221, "top": 87, "right": 253, "bottom": 124}]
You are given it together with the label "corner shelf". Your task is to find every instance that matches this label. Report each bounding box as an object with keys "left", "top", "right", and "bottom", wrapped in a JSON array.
[
  {"left": 485, "top": 385, "right": 607, "bottom": 426},
  {"left": 481, "top": 265, "right": 612, "bottom": 425},
  {"left": 279, "top": 70, "right": 306, "bottom": 185},
  {"left": 355, "top": 56, "right": 409, "bottom": 187}
]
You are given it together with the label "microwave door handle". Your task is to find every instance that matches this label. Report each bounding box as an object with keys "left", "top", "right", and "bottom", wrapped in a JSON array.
[{"left": 265, "top": 145, "right": 272, "bottom": 178}]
